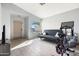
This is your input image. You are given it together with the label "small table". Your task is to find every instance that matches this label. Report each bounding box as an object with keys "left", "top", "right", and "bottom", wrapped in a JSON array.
[{"left": 0, "top": 43, "right": 10, "bottom": 56}]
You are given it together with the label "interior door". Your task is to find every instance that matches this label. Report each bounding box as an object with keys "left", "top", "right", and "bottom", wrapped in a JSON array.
[{"left": 13, "top": 20, "right": 23, "bottom": 39}]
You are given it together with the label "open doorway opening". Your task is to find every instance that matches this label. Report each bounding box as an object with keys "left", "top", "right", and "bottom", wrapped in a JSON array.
[{"left": 10, "top": 15, "right": 28, "bottom": 48}]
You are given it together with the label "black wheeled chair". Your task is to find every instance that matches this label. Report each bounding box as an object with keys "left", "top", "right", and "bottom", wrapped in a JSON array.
[{"left": 56, "top": 21, "right": 78, "bottom": 56}]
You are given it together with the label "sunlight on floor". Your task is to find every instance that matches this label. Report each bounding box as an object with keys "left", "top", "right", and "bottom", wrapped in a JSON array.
[{"left": 11, "top": 40, "right": 34, "bottom": 51}]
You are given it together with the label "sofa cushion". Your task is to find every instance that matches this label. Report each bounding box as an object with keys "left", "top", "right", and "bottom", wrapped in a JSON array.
[
  {"left": 38, "top": 35, "right": 58, "bottom": 39},
  {"left": 44, "top": 30, "right": 60, "bottom": 36}
]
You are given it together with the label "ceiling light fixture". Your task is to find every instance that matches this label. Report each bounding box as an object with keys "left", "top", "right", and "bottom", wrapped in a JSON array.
[{"left": 40, "top": 3, "right": 46, "bottom": 6}]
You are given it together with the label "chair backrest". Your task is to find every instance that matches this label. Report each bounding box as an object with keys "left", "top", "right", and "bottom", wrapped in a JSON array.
[
  {"left": 61, "top": 21, "right": 74, "bottom": 29},
  {"left": 60, "top": 21, "right": 78, "bottom": 48},
  {"left": 61, "top": 21, "right": 74, "bottom": 36}
]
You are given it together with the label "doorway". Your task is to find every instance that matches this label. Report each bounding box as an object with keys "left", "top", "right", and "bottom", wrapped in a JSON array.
[
  {"left": 10, "top": 15, "right": 27, "bottom": 48},
  {"left": 13, "top": 20, "right": 23, "bottom": 39}
]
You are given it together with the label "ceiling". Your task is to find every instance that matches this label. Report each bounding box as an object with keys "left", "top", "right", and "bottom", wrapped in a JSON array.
[{"left": 14, "top": 3, "right": 79, "bottom": 18}]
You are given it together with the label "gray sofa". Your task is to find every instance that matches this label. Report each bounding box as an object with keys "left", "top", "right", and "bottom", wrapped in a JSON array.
[{"left": 38, "top": 30, "right": 60, "bottom": 43}]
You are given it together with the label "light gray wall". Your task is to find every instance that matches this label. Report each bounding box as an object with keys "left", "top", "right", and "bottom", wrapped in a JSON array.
[
  {"left": 42, "top": 8, "right": 79, "bottom": 42},
  {"left": 1, "top": 3, "right": 41, "bottom": 40},
  {"left": 0, "top": 4, "right": 2, "bottom": 39},
  {"left": 24, "top": 17, "right": 29, "bottom": 38}
]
